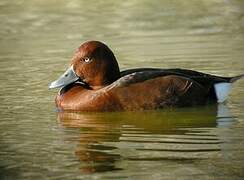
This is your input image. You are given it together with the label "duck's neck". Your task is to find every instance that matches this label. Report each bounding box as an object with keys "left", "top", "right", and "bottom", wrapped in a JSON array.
[{"left": 59, "top": 83, "right": 91, "bottom": 95}]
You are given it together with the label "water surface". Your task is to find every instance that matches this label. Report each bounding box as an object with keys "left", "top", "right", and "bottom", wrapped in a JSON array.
[{"left": 0, "top": 0, "right": 244, "bottom": 179}]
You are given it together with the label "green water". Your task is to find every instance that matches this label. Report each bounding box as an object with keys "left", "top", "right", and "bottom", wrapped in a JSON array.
[{"left": 0, "top": 0, "right": 244, "bottom": 179}]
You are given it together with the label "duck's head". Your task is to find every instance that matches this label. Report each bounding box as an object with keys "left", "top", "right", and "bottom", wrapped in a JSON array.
[{"left": 49, "top": 41, "right": 120, "bottom": 90}]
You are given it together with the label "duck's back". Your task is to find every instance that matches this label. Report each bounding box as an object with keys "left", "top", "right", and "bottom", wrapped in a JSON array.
[{"left": 106, "top": 69, "right": 222, "bottom": 111}]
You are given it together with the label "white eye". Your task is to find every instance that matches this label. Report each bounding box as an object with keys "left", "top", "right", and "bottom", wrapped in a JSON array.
[{"left": 84, "top": 57, "right": 91, "bottom": 63}]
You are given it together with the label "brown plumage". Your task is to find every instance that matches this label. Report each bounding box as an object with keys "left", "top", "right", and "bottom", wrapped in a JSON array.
[{"left": 49, "top": 41, "right": 243, "bottom": 111}]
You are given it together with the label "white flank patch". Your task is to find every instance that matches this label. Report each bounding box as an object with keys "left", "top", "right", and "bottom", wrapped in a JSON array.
[{"left": 214, "top": 83, "right": 232, "bottom": 103}]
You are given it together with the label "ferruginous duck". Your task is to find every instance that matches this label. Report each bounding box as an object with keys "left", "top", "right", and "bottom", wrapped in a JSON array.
[{"left": 49, "top": 41, "right": 243, "bottom": 111}]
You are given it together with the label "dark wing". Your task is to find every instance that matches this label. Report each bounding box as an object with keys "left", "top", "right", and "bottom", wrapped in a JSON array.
[
  {"left": 120, "top": 68, "right": 164, "bottom": 77},
  {"left": 111, "top": 70, "right": 173, "bottom": 88},
  {"left": 106, "top": 70, "right": 212, "bottom": 110},
  {"left": 120, "top": 68, "right": 232, "bottom": 86}
]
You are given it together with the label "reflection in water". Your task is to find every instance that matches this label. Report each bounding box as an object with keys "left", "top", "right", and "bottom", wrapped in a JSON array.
[{"left": 57, "top": 104, "right": 232, "bottom": 174}]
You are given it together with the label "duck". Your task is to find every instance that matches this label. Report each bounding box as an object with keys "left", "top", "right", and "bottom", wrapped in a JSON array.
[{"left": 49, "top": 41, "right": 243, "bottom": 111}]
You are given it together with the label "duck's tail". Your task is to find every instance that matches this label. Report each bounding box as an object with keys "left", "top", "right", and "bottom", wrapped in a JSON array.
[
  {"left": 214, "top": 74, "right": 244, "bottom": 103},
  {"left": 229, "top": 74, "right": 244, "bottom": 83}
]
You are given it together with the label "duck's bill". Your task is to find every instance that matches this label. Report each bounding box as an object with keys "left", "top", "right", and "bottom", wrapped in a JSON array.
[{"left": 49, "top": 65, "right": 79, "bottom": 89}]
